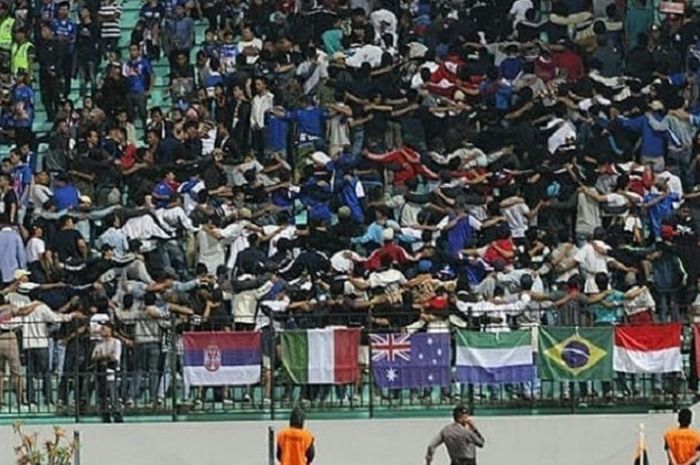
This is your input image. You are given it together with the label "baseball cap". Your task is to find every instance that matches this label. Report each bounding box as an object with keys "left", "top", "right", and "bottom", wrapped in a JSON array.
[
  {"left": 452, "top": 404, "right": 470, "bottom": 419},
  {"left": 13, "top": 269, "right": 31, "bottom": 280}
]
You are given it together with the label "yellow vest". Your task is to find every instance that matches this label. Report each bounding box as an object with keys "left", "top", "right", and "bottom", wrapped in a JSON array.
[
  {"left": 0, "top": 17, "right": 14, "bottom": 51},
  {"left": 11, "top": 41, "right": 32, "bottom": 74}
]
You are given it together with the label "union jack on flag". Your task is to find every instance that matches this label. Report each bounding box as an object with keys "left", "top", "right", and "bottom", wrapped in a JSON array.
[{"left": 370, "top": 333, "right": 412, "bottom": 363}]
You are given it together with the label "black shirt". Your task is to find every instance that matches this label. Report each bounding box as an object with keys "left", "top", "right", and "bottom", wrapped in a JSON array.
[
  {"left": 51, "top": 229, "right": 84, "bottom": 262},
  {"left": 0, "top": 189, "right": 18, "bottom": 224}
]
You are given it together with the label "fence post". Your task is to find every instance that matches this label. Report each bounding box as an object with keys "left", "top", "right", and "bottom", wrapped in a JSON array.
[
  {"left": 73, "top": 430, "right": 81, "bottom": 465},
  {"left": 170, "top": 314, "right": 178, "bottom": 422},
  {"left": 270, "top": 326, "right": 276, "bottom": 421},
  {"left": 73, "top": 348, "right": 80, "bottom": 423},
  {"left": 367, "top": 309, "right": 374, "bottom": 419},
  {"left": 268, "top": 426, "right": 275, "bottom": 465}
]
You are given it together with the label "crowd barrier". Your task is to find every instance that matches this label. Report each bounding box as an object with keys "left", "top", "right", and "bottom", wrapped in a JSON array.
[{"left": 0, "top": 312, "right": 697, "bottom": 422}]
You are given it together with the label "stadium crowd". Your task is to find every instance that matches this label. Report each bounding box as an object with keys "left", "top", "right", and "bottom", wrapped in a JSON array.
[{"left": 0, "top": 0, "right": 699, "bottom": 415}]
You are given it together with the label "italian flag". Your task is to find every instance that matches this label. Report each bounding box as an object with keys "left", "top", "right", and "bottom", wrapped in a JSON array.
[
  {"left": 281, "top": 328, "right": 361, "bottom": 384},
  {"left": 613, "top": 324, "right": 682, "bottom": 374}
]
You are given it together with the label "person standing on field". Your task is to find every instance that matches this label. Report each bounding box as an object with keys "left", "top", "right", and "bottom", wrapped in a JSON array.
[
  {"left": 426, "top": 405, "right": 485, "bottom": 465},
  {"left": 277, "top": 408, "right": 315, "bottom": 465},
  {"left": 665, "top": 408, "right": 700, "bottom": 465}
]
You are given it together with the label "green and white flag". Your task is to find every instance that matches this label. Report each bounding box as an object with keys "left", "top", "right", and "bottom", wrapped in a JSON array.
[{"left": 281, "top": 328, "right": 360, "bottom": 384}]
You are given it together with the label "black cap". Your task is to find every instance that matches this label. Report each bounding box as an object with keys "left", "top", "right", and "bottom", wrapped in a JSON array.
[{"left": 452, "top": 404, "right": 469, "bottom": 420}]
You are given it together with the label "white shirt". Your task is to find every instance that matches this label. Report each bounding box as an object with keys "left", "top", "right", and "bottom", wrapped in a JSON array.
[
  {"left": 510, "top": 0, "right": 533, "bottom": 26},
  {"left": 30, "top": 184, "right": 52, "bottom": 217},
  {"left": 238, "top": 37, "right": 263, "bottom": 64},
  {"left": 547, "top": 119, "right": 577, "bottom": 154},
  {"left": 367, "top": 269, "right": 407, "bottom": 291},
  {"left": 502, "top": 202, "right": 530, "bottom": 238},
  {"left": 19, "top": 303, "right": 73, "bottom": 349},
  {"left": 250, "top": 92, "right": 274, "bottom": 129},
  {"left": 26, "top": 237, "right": 45, "bottom": 263},
  {"left": 90, "top": 313, "right": 111, "bottom": 341},
  {"left": 345, "top": 44, "right": 384, "bottom": 68},
  {"left": 155, "top": 206, "right": 200, "bottom": 234},
  {"left": 574, "top": 241, "right": 612, "bottom": 293},
  {"left": 263, "top": 224, "right": 296, "bottom": 257}
]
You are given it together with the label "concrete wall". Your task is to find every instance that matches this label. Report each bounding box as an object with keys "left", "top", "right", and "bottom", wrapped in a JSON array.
[{"left": 1, "top": 408, "right": 693, "bottom": 465}]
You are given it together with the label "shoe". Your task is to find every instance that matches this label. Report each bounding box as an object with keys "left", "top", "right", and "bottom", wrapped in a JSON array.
[
  {"left": 194, "top": 399, "right": 203, "bottom": 408},
  {"left": 125, "top": 399, "right": 135, "bottom": 409},
  {"left": 222, "top": 399, "right": 234, "bottom": 406},
  {"left": 242, "top": 394, "right": 252, "bottom": 403}
]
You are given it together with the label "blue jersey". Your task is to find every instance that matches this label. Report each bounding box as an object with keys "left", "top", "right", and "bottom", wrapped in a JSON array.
[
  {"left": 140, "top": 3, "right": 164, "bottom": 26},
  {"left": 287, "top": 107, "right": 325, "bottom": 139},
  {"left": 40, "top": 2, "right": 56, "bottom": 22},
  {"left": 219, "top": 43, "right": 238, "bottom": 74},
  {"left": 124, "top": 57, "right": 153, "bottom": 94},
  {"left": 53, "top": 184, "right": 80, "bottom": 210},
  {"left": 11, "top": 163, "right": 32, "bottom": 199},
  {"left": 265, "top": 114, "right": 289, "bottom": 153},
  {"left": 11, "top": 85, "right": 34, "bottom": 127},
  {"left": 51, "top": 18, "right": 77, "bottom": 44}
]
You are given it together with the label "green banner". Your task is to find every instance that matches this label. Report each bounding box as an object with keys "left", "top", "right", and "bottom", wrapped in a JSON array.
[{"left": 538, "top": 327, "right": 613, "bottom": 381}]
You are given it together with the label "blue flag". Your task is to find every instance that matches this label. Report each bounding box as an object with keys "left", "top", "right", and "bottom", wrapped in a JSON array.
[{"left": 370, "top": 333, "right": 451, "bottom": 389}]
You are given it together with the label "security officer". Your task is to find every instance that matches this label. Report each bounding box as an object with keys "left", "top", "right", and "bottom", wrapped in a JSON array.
[
  {"left": 0, "top": 1, "right": 14, "bottom": 73},
  {"left": 425, "top": 405, "right": 486, "bottom": 465},
  {"left": 11, "top": 27, "right": 34, "bottom": 75},
  {"left": 277, "top": 408, "right": 315, "bottom": 465},
  {"left": 36, "top": 22, "right": 62, "bottom": 121}
]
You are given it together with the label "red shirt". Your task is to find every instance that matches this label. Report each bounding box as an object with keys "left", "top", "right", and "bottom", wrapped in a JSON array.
[
  {"left": 364, "top": 243, "right": 413, "bottom": 271},
  {"left": 483, "top": 238, "right": 514, "bottom": 265},
  {"left": 553, "top": 50, "right": 584, "bottom": 81}
]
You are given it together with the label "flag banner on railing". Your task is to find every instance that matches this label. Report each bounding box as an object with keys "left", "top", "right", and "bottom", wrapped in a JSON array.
[
  {"left": 538, "top": 327, "right": 613, "bottom": 381},
  {"left": 281, "top": 328, "right": 360, "bottom": 384},
  {"left": 455, "top": 330, "right": 535, "bottom": 384},
  {"left": 183, "top": 331, "right": 262, "bottom": 386},
  {"left": 613, "top": 324, "right": 682, "bottom": 374},
  {"left": 371, "top": 332, "right": 450, "bottom": 389}
]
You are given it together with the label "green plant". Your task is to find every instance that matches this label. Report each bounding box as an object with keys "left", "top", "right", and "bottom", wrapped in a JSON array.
[{"left": 13, "top": 423, "right": 76, "bottom": 465}]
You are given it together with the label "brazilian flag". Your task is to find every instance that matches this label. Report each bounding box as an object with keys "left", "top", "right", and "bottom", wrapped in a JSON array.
[{"left": 538, "top": 327, "right": 614, "bottom": 381}]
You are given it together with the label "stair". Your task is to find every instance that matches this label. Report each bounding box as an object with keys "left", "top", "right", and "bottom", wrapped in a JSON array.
[{"left": 25, "top": 0, "right": 210, "bottom": 142}]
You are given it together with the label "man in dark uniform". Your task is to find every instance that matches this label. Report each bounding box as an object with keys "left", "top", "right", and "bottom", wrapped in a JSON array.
[
  {"left": 36, "top": 22, "right": 62, "bottom": 121},
  {"left": 425, "top": 405, "right": 485, "bottom": 465}
]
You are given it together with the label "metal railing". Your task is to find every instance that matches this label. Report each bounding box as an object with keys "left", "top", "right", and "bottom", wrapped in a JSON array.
[{"left": 0, "top": 309, "right": 696, "bottom": 423}]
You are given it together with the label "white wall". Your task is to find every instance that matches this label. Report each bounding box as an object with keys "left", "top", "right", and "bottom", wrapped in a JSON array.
[{"left": 0, "top": 408, "right": 693, "bottom": 465}]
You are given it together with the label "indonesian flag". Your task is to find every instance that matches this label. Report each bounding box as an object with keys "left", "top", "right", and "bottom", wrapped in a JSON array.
[{"left": 613, "top": 324, "right": 682, "bottom": 374}]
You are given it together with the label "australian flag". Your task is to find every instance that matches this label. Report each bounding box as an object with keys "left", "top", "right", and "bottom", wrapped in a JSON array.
[{"left": 370, "top": 333, "right": 451, "bottom": 389}]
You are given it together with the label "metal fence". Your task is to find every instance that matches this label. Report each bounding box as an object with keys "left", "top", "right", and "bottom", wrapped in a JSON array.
[{"left": 0, "top": 314, "right": 696, "bottom": 423}]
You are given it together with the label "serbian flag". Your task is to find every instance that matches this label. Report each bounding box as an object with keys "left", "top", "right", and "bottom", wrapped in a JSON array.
[
  {"left": 613, "top": 324, "right": 682, "bottom": 374},
  {"left": 183, "top": 332, "right": 262, "bottom": 386}
]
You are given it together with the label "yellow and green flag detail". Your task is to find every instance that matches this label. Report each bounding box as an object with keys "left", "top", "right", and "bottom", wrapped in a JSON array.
[{"left": 538, "top": 327, "right": 614, "bottom": 381}]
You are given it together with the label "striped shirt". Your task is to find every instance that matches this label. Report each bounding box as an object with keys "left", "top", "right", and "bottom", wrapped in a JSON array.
[{"left": 99, "top": 1, "right": 122, "bottom": 39}]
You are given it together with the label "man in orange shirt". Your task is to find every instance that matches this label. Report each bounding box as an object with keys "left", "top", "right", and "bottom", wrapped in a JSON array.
[
  {"left": 277, "top": 408, "right": 315, "bottom": 465},
  {"left": 665, "top": 409, "right": 700, "bottom": 465}
]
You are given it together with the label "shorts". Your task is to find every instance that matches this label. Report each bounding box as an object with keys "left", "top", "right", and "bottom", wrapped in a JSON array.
[
  {"left": 627, "top": 310, "right": 654, "bottom": 325},
  {"left": 261, "top": 327, "right": 276, "bottom": 369},
  {"left": 234, "top": 322, "right": 255, "bottom": 332},
  {"left": 358, "top": 346, "right": 369, "bottom": 366},
  {"left": 0, "top": 332, "right": 20, "bottom": 376}
]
